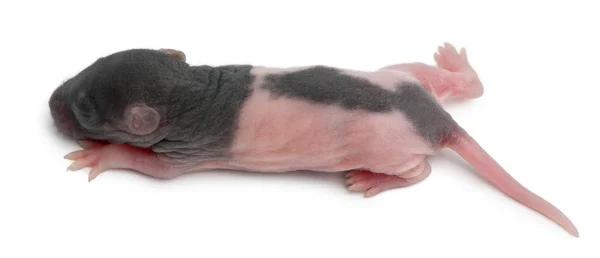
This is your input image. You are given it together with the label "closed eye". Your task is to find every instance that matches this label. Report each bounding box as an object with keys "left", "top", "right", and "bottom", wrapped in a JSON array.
[{"left": 71, "top": 94, "right": 99, "bottom": 127}]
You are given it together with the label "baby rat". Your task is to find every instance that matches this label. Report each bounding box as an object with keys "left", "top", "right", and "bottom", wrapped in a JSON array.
[{"left": 48, "top": 43, "right": 578, "bottom": 237}]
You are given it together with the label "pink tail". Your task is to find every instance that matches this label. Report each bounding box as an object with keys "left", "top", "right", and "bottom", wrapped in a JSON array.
[{"left": 447, "top": 128, "right": 579, "bottom": 237}]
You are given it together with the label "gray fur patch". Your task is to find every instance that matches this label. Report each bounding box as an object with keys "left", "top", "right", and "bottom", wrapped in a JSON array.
[
  {"left": 261, "top": 66, "right": 457, "bottom": 145},
  {"left": 391, "top": 81, "right": 457, "bottom": 145},
  {"left": 151, "top": 65, "right": 255, "bottom": 163}
]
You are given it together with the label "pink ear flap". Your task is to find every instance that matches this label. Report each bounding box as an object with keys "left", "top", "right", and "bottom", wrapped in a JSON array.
[
  {"left": 125, "top": 104, "right": 160, "bottom": 135},
  {"left": 159, "top": 48, "right": 186, "bottom": 62}
]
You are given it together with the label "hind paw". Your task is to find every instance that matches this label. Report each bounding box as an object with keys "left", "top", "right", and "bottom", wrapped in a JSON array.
[
  {"left": 345, "top": 165, "right": 431, "bottom": 197},
  {"left": 435, "top": 42, "right": 483, "bottom": 98},
  {"left": 434, "top": 42, "right": 472, "bottom": 73}
]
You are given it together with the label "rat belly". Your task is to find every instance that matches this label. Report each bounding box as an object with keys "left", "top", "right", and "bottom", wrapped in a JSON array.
[{"left": 224, "top": 88, "right": 435, "bottom": 173}]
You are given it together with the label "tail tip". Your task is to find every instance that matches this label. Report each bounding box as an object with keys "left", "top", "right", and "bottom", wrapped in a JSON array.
[
  {"left": 568, "top": 226, "right": 580, "bottom": 238},
  {"left": 559, "top": 218, "right": 579, "bottom": 237}
]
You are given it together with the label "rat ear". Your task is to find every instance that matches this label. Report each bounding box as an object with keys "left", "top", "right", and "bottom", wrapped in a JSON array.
[
  {"left": 159, "top": 48, "right": 186, "bottom": 62},
  {"left": 125, "top": 104, "right": 160, "bottom": 135}
]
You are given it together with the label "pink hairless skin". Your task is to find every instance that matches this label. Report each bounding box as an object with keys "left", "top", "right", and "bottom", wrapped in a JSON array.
[{"left": 50, "top": 43, "right": 579, "bottom": 237}]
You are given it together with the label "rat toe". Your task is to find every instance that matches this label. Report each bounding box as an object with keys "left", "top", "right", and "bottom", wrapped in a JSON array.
[{"left": 345, "top": 162, "right": 431, "bottom": 197}]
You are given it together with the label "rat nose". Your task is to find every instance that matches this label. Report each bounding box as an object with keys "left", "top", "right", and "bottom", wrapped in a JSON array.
[{"left": 49, "top": 86, "right": 76, "bottom": 137}]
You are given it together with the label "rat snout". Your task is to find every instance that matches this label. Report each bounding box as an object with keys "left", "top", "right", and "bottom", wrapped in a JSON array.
[{"left": 49, "top": 86, "right": 78, "bottom": 138}]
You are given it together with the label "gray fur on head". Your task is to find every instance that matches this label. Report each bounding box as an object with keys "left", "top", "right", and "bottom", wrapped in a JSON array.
[{"left": 49, "top": 48, "right": 255, "bottom": 162}]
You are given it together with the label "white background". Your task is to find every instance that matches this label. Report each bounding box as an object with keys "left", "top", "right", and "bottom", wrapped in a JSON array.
[{"left": 1, "top": 0, "right": 598, "bottom": 257}]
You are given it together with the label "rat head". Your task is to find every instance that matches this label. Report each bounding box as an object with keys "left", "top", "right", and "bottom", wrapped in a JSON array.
[{"left": 49, "top": 48, "right": 190, "bottom": 145}]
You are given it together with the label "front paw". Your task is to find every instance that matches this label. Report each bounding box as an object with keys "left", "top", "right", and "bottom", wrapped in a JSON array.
[{"left": 64, "top": 140, "right": 118, "bottom": 181}]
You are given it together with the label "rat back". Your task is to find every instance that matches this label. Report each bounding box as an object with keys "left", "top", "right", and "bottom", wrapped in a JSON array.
[{"left": 222, "top": 65, "right": 454, "bottom": 173}]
